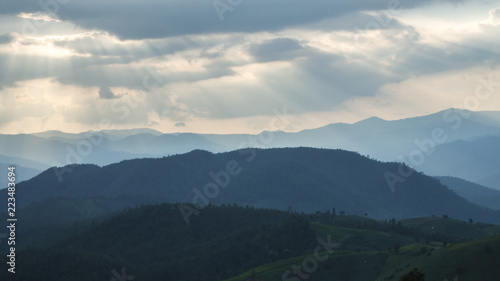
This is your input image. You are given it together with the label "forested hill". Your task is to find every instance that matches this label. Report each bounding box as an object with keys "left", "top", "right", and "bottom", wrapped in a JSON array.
[
  {"left": 5, "top": 147, "right": 500, "bottom": 224},
  {"left": 2, "top": 203, "right": 500, "bottom": 281}
]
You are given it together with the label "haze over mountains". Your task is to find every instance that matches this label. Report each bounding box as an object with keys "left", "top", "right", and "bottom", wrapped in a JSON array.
[
  {"left": 435, "top": 176, "right": 500, "bottom": 211},
  {"left": 1, "top": 108, "right": 499, "bottom": 190},
  {"left": 2, "top": 147, "right": 500, "bottom": 280},
  {"left": 1, "top": 109, "right": 500, "bottom": 281}
]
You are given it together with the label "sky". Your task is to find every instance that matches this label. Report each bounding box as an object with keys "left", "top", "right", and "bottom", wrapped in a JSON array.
[{"left": 0, "top": 0, "right": 499, "bottom": 134}]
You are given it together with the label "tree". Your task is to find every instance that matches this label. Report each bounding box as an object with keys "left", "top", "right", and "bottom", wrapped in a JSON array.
[{"left": 400, "top": 268, "right": 425, "bottom": 281}]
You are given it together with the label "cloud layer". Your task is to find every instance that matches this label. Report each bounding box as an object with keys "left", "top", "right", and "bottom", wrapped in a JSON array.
[{"left": 0, "top": 0, "right": 499, "bottom": 134}]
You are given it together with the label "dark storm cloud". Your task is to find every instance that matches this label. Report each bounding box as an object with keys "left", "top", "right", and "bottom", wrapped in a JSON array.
[
  {"left": 391, "top": 42, "right": 500, "bottom": 76},
  {"left": 52, "top": 34, "right": 200, "bottom": 59},
  {"left": 1, "top": 0, "right": 447, "bottom": 40},
  {"left": 54, "top": 57, "right": 235, "bottom": 90},
  {"left": 249, "top": 38, "right": 305, "bottom": 62},
  {"left": 0, "top": 51, "right": 135, "bottom": 88},
  {"left": 0, "top": 53, "right": 70, "bottom": 86}
]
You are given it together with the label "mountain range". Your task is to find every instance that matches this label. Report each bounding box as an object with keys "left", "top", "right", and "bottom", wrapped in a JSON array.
[
  {"left": 3, "top": 147, "right": 499, "bottom": 227},
  {"left": 435, "top": 176, "right": 500, "bottom": 211},
  {"left": 1, "top": 108, "right": 498, "bottom": 190},
  {"left": 1, "top": 110, "right": 500, "bottom": 281}
]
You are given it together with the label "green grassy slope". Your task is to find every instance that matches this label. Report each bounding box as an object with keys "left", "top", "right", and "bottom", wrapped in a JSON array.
[
  {"left": 383, "top": 235, "right": 500, "bottom": 281},
  {"left": 400, "top": 216, "right": 500, "bottom": 240},
  {"left": 225, "top": 221, "right": 415, "bottom": 281},
  {"left": 225, "top": 225, "right": 500, "bottom": 281}
]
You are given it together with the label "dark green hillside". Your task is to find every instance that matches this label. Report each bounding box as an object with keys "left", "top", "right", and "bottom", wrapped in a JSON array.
[
  {"left": 226, "top": 251, "right": 392, "bottom": 281},
  {"left": 0, "top": 204, "right": 318, "bottom": 281},
  {"left": 3, "top": 147, "right": 500, "bottom": 225},
  {"left": 386, "top": 234, "right": 500, "bottom": 281},
  {"left": 1, "top": 195, "right": 160, "bottom": 248},
  {"left": 225, "top": 231, "right": 500, "bottom": 281},
  {"left": 400, "top": 216, "right": 500, "bottom": 241},
  {"left": 2, "top": 203, "right": 499, "bottom": 281}
]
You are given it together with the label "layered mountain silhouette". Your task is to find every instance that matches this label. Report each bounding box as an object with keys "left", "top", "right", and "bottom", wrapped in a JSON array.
[
  {"left": 4, "top": 147, "right": 499, "bottom": 225},
  {"left": 1, "top": 114, "right": 499, "bottom": 281},
  {"left": 435, "top": 176, "right": 500, "bottom": 210},
  {"left": 418, "top": 135, "right": 500, "bottom": 188},
  {"left": 1, "top": 109, "right": 498, "bottom": 189}
]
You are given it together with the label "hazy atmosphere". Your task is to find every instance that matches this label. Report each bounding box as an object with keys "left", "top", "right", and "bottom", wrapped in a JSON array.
[
  {"left": 0, "top": 0, "right": 499, "bottom": 134},
  {"left": 1, "top": 1, "right": 500, "bottom": 281}
]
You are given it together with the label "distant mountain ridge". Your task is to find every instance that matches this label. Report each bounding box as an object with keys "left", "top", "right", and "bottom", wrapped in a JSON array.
[
  {"left": 421, "top": 136, "right": 500, "bottom": 188},
  {"left": 0, "top": 108, "right": 499, "bottom": 187},
  {"left": 478, "top": 172, "right": 500, "bottom": 190},
  {"left": 31, "top": 128, "right": 164, "bottom": 140},
  {"left": 435, "top": 176, "right": 500, "bottom": 210}
]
